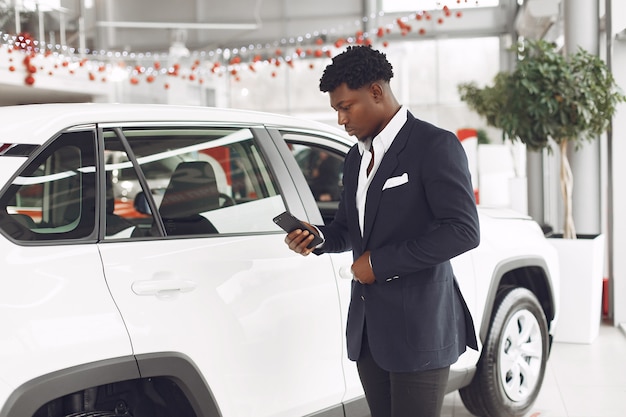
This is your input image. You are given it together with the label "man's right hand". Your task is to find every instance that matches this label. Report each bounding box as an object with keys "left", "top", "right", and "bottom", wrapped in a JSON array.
[{"left": 284, "top": 222, "right": 318, "bottom": 256}]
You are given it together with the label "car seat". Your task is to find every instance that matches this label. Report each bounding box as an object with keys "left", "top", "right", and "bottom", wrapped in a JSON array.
[{"left": 158, "top": 161, "right": 219, "bottom": 236}]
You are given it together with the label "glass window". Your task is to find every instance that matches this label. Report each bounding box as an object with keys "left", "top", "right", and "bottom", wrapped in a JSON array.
[
  {"left": 0, "top": 131, "right": 97, "bottom": 241},
  {"left": 103, "top": 126, "right": 286, "bottom": 238},
  {"left": 289, "top": 143, "right": 344, "bottom": 203},
  {"left": 282, "top": 132, "right": 345, "bottom": 224},
  {"left": 383, "top": 0, "right": 499, "bottom": 13}
]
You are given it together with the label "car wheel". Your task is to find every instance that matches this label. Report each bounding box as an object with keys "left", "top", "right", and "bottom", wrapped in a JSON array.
[{"left": 459, "top": 287, "right": 549, "bottom": 417}]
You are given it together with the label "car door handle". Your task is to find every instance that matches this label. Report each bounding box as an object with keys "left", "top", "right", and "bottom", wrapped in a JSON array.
[
  {"left": 132, "top": 279, "right": 197, "bottom": 296},
  {"left": 339, "top": 266, "right": 353, "bottom": 280}
]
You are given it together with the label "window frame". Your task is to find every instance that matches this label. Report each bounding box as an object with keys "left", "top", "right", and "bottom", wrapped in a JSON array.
[{"left": 0, "top": 125, "right": 100, "bottom": 245}]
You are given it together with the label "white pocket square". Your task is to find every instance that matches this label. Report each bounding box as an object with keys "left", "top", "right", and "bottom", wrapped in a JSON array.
[{"left": 382, "top": 173, "right": 408, "bottom": 190}]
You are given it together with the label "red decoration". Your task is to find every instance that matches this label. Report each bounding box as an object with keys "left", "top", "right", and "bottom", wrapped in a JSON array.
[
  {"left": 0, "top": 4, "right": 468, "bottom": 84},
  {"left": 14, "top": 33, "right": 35, "bottom": 52}
]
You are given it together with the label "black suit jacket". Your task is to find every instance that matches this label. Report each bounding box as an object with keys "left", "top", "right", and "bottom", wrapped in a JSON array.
[{"left": 317, "top": 112, "right": 480, "bottom": 372}]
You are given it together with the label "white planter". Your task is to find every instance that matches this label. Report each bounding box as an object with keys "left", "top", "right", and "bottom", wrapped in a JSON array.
[{"left": 551, "top": 234, "right": 605, "bottom": 344}]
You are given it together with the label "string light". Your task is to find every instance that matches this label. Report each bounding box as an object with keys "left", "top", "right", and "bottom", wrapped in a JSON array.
[{"left": 0, "top": 2, "right": 476, "bottom": 87}]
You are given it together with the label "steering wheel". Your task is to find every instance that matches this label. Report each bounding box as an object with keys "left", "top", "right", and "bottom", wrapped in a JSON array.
[{"left": 219, "top": 193, "right": 236, "bottom": 207}]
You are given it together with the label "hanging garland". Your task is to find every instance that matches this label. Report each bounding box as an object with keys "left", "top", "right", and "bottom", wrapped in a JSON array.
[{"left": 0, "top": 1, "right": 473, "bottom": 88}]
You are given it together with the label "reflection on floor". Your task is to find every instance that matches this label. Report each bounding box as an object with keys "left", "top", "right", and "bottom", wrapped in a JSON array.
[{"left": 442, "top": 322, "right": 626, "bottom": 417}]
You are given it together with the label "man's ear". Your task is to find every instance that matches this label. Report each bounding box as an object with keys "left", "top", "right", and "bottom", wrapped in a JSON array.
[{"left": 369, "top": 82, "right": 384, "bottom": 102}]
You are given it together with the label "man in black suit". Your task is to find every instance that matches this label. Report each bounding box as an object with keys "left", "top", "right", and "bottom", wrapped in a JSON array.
[{"left": 285, "top": 45, "right": 480, "bottom": 417}]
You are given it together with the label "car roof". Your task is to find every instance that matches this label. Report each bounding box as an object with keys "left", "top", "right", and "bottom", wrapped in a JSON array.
[{"left": 0, "top": 103, "right": 350, "bottom": 145}]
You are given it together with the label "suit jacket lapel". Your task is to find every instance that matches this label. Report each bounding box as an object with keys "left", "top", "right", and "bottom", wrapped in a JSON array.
[
  {"left": 343, "top": 146, "right": 366, "bottom": 253},
  {"left": 361, "top": 118, "right": 413, "bottom": 247}
]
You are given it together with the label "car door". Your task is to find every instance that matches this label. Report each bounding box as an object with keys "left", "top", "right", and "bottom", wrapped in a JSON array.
[
  {"left": 276, "top": 130, "right": 368, "bottom": 410},
  {"left": 96, "top": 123, "right": 346, "bottom": 417},
  {"left": 0, "top": 128, "right": 135, "bottom": 405}
]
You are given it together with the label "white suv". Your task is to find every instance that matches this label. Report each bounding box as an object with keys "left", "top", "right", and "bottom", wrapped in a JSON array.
[{"left": 0, "top": 103, "right": 559, "bottom": 417}]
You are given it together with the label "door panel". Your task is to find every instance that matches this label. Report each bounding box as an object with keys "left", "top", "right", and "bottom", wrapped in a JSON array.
[
  {"left": 98, "top": 124, "right": 345, "bottom": 417},
  {"left": 0, "top": 129, "right": 132, "bottom": 389},
  {"left": 98, "top": 234, "right": 345, "bottom": 417}
]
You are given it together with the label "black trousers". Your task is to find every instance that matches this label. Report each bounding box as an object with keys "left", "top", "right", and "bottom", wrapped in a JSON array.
[{"left": 356, "top": 332, "right": 450, "bottom": 417}]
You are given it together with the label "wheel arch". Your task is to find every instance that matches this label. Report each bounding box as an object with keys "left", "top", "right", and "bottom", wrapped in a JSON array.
[
  {"left": 0, "top": 353, "right": 222, "bottom": 417},
  {"left": 0, "top": 356, "right": 140, "bottom": 417},
  {"left": 135, "top": 352, "right": 222, "bottom": 417},
  {"left": 479, "top": 256, "right": 557, "bottom": 343}
]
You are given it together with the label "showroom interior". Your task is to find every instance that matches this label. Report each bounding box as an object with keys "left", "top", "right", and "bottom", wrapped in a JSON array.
[{"left": 1, "top": 0, "right": 626, "bottom": 415}]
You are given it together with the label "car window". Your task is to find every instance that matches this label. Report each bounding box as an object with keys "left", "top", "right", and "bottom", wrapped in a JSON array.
[
  {"left": 280, "top": 132, "right": 346, "bottom": 224},
  {"left": 0, "top": 130, "right": 97, "bottom": 242},
  {"left": 286, "top": 142, "right": 344, "bottom": 203},
  {"left": 103, "top": 126, "right": 286, "bottom": 238}
]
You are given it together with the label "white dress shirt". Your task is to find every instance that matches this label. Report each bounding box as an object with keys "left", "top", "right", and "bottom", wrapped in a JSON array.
[{"left": 356, "top": 106, "right": 408, "bottom": 236}]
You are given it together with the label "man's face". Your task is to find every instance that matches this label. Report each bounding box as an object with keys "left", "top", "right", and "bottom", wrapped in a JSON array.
[{"left": 328, "top": 83, "right": 382, "bottom": 142}]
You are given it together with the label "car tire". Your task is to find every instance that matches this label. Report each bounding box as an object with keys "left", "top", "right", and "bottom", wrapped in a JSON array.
[{"left": 459, "top": 287, "right": 549, "bottom": 417}]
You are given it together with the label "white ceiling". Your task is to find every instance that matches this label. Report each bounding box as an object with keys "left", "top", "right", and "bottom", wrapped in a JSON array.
[{"left": 2, "top": 0, "right": 556, "bottom": 55}]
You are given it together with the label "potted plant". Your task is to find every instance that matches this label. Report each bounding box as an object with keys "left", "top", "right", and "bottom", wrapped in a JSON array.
[
  {"left": 458, "top": 39, "right": 626, "bottom": 343},
  {"left": 458, "top": 39, "right": 625, "bottom": 239}
]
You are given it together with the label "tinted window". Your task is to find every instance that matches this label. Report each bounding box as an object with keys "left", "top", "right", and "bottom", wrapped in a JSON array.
[
  {"left": 103, "top": 126, "right": 286, "bottom": 238},
  {"left": 0, "top": 131, "right": 97, "bottom": 241}
]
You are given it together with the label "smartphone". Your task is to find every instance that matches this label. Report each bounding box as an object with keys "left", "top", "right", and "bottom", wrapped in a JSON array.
[{"left": 273, "top": 211, "right": 323, "bottom": 248}]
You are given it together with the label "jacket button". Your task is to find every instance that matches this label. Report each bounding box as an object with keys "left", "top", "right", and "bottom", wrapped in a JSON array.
[{"left": 361, "top": 295, "right": 365, "bottom": 301}]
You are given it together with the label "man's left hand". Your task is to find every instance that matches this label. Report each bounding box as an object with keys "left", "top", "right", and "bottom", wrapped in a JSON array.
[{"left": 352, "top": 251, "right": 375, "bottom": 284}]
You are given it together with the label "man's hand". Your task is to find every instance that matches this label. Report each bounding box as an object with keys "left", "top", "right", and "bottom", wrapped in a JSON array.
[
  {"left": 284, "top": 221, "right": 318, "bottom": 256},
  {"left": 352, "top": 250, "right": 375, "bottom": 284}
]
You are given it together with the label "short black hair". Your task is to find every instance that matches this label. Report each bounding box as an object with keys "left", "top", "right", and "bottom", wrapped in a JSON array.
[{"left": 319, "top": 45, "right": 394, "bottom": 93}]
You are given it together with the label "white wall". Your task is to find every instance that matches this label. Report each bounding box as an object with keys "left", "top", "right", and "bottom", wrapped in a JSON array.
[{"left": 610, "top": 0, "right": 626, "bottom": 326}]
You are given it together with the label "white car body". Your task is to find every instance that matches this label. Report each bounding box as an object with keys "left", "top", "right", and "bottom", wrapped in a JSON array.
[{"left": 0, "top": 103, "right": 559, "bottom": 417}]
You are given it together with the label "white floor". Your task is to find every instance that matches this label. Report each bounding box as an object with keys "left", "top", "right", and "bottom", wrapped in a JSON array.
[{"left": 442, "top": 322, "right": 626, "bottom": 417}]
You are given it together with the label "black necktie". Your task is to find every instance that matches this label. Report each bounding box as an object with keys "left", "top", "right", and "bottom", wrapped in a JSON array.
[{"left": 367, "top": 146, "right": 375, "bottom": 176}]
